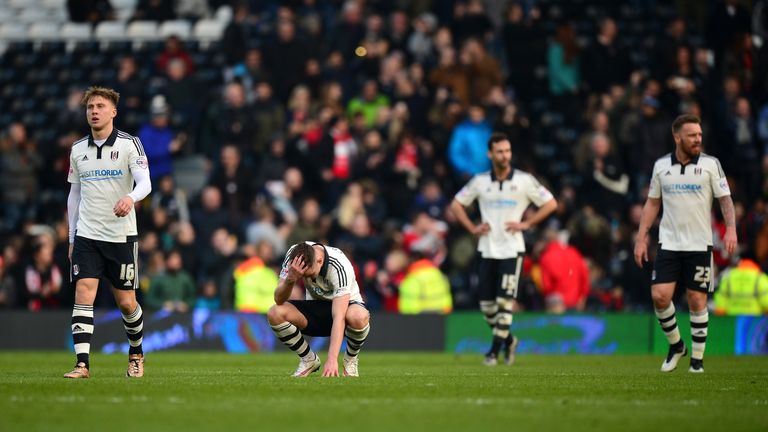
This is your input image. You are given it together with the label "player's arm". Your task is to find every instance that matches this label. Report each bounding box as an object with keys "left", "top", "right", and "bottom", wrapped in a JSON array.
[
  {"left": 450, "top": 198, "right": 489, "bottom": 236},
  {"left": 116, "top": 140, "right": 152, "bottom": 217},
  {"left": 274, "top": 256, "right": 306, "bottom": 305},
  {"left": 718, "top": 195, "right": 737, "bottom": 255},
  {"left": 633, "top": 197, "right": 661, "bottom": 267},
  {"left": 67, "top": 183, "right": 82, "bottom": 260},
  {"left": 323, "top": 293, "right": 350, "bottom": 377},
  {"left": 506, "top": 198, "right": 557, "bottom": 232}
]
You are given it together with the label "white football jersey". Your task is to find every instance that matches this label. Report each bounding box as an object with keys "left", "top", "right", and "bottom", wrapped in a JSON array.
[
  {"left": 648, "top": 153, "right": 730, "bottom": 252},
  {"left": 454, "top": 169, "right": 554, "bottom": 259},
  {"left": 280, "top": 242, "right": 363, "bottom": 303},
  {"left": 68, "top": 129, "right": 149, "bottom": 243}
]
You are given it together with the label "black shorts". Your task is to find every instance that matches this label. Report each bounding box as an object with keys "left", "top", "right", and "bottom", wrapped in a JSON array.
[
  {"left": 287, "top": 299, "right": 368, "bottom": 337},
  {"left": 477, "top": 256, "right": 523, "bottom": 301},
  {"left": 652, "top": 247, "right": 713, "bottom": 293},
  {"left": 71, "top": 235, "right": 138, "bottom": 290}
]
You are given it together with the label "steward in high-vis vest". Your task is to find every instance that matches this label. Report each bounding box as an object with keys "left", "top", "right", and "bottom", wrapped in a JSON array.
[
  {"left": 234, "top": 257, "right": 279, "bottom": 312},
  {"left": 398, "top": 258, "right": 452, "bottom": 314},
  {"left": 714, "top": 258, "right": 768, "bottom": 316}
]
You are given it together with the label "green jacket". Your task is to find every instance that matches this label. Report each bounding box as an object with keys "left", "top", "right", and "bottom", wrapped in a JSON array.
[
  {"left": 234, "top": 257, "right": 279, "bottom": 313},
  {"left": 399, "top": 259, "right": 452, "bottom": 314},
  {"left": 146, "top": 271, "right": 196, "bottom": 310},
  {"left": 715, "top": 260, "right": 768, "bottom": 316}
]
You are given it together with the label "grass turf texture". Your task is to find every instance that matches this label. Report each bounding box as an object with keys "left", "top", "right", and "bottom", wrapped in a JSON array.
[{"left": 1, "top": 352, "right": 766, "bottom": 432}]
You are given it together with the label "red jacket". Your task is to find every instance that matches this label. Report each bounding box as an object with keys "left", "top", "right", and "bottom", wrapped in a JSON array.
[{"left": 539, "top": 241, "right": 590, "bottom": 308}]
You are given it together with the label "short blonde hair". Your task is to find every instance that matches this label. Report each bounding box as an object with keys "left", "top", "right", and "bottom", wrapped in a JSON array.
[{"left": 81, "top": 86, "right": 120, "bottom": 107}]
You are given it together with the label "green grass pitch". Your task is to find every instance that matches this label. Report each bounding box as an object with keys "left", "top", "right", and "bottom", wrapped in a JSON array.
[{"left": 1, "top": 352, "right": 766, "bottom": 432}]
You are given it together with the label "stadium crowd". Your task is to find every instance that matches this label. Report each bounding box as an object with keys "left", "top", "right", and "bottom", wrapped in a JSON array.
[{"left": 1, "top": 0, "right": 767, "bottom": 315}]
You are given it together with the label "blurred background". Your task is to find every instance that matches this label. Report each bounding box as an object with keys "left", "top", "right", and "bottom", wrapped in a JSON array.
[{"left": 0, "top": 0, "right": 766, "bottom": 353}]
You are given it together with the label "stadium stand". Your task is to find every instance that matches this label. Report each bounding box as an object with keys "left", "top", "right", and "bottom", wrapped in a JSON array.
[{"left": 0, "top": 0, "right": 764, "bottom": 316}]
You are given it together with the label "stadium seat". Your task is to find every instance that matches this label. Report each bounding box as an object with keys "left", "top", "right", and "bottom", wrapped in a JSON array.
[
  {"left": 193, "top": 19, "right": 225, "bottom": 43},
  {"left": 41, "top": 0, "right": 66, "bottom": 8},
  {"left": 111, "top": 0, "right": 138, "bottom": 9},
  {"left": 28, "top": 22, "right": 61, "bottom": 41},
  {"left": 159, "top": 20, "right": 192, "bottom": 39},
  {"left": 127, "top": 20, "right": 159, "bottom": 41},
  {"left": 9, "top": 0, "right": 40, "bottom": 8},
  {"left": 60, "top": 23, "right": 92, "bottom": 42},
  {"left": 94, "top": 21, "right": 127, "bottom": 41},
  {"left": 0, "top": 8, "right": 14, "bottom": 23},
  {"left": 214, "top": 5, "right": 233, "bottom": 23},
  {"left": 17, "top": 8, "right": 51, "bottom": 24},
  {"left": 0, "top": 23, "right": 27, "bottom": 41},
  {"left": 173, "top": 155, "right": 210, "bottom": 198}
]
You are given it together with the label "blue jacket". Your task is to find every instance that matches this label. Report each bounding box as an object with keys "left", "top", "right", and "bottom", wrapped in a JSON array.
[
  {"left": 138, "top": 123, "right": 174, "bottom": 178},
  {"left": 448, "top": 119, "right": 492, "bottom": 178}
]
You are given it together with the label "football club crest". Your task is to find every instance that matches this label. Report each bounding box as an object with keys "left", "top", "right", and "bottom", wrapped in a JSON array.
[
  {"left": 111, "top": 151, "right": 119, "bottom": 161},
  {"left": 73, "top": 264, "right": 79, "bottom": 275},
  {"left": 694, "top": 167, "right": 702, "bottom": 175}
]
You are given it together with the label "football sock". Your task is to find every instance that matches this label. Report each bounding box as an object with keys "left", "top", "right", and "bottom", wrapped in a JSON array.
[
  {"left": 122, "top": 304, "right": 144, "bottom": 355},
  {"left": 690, "top": 309, "right": 708, "bottom": 360},
  {"left": 480, "top": 301, "right": 498, "bottom": 329},
  {"left": 345, "top": 324, "right": 369, "bottom": 358},
  {"left": 655, "top": 303, "right": 682, "bottom": 346},
  {"left": 71, "top": 304, "right": 94, "bottom": 368},
  {"left": 271, "top": 322, "right": 312, "bottom": 358}
]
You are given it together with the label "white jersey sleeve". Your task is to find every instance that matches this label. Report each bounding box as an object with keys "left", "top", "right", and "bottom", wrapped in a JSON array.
[
  {"left": 709, "top": 158, "right": 730, "bottom": 198},
  {"left": 524, "top": 173, "right": 554, "bottom": 206},
  {"left": 279, "top": 244, "right": 297, "bottom": 279},
  {"left": 648, "top": 160, "right": 662, "bottom": 199},
  {"left": 67, "top": 148, "right": 80, "bottom": 184},
  {"left": 454, "top": 176, "right": 480, "bottom": 206}
]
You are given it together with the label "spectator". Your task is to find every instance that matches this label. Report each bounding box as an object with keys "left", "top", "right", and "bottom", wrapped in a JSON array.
[
  {"left": 233, "top": 244, "right": 279, "bottom": 313},
  {"left": 245, "top": 203, "right": 288, "bottom": 257},
  {"left": 112, "top": 57, "right": 147, "bottom": 124},
  {"left": 67, "top": 0, "right": 114, "bottom": 23},
  {"left": 264, "top": 19, "right": 308, "bottom": 102},
  {"left": 714, "top": 253, "right": 768, "bottom": 315},
  {"left": 398, "top": 254, "right": 453, "bottom": 314},
  {"left": 190, "top": 186, "right": 230, "bottom": 249},
  {"left": 209, "top": 145, "right": 254, "bottom": 223},
  {"left": 156, "top": 35, "right": 194, "bottom": 75},
  {"left": 548, "top": 21, "right": 581, "bottom": 125},
  {"left": 537, "top": 229, "right": 590, "bottom": 313},
  {"left": 252, "top": 82, "right": 285, "bottom": 157},
  {"left": 582, "top": 17, "right": 630, "bottom": 94},
  {"left": 0, "top": 123, "right": 42, "bottom": 232},
  {"left": 459, "top": 38, "right": 503, "bottom": 105},
  {"left": 162, "top": 58, "right": 201, "bottom": 132},
  {"left": 448, "top": 105, "right": 492, "bottom": 180},
  {"left": 146, "top": 250, "right": 196, "bottom": 312},
  {"left": 17, "top": 233, "right": 64, "bottom": 311},
  {"left": 195, "top": 279, "right": 221, "bottom": 310},
  {"left": 132, "top": 0, "right": 176, "bottom": 22},
  {"left": 402, "top": 211, "right": 448, "bottom": 265},
  {"left": 502, "top": 3, "right": 543, "bottom": 104},
  {"left": 580, "top": 133, "right": 630, "bottom": 221},
  {"left": 150, "top": 175, "right": 190, "bottom": 224},
  {"left": 347, "top": 80, "right": 390, "bottom": 128},
  {"left": 0, "top": 256, "right": 16, "bottom": 308},
  {"left": 137, "top": 95, "right": 184, "bottom": 181}
]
